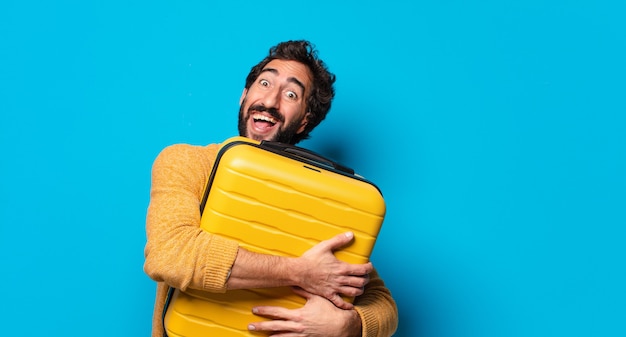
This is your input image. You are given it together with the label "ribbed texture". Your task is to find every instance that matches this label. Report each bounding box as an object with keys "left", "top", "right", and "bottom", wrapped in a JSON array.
[
  {"left": 354, "top": 269, "right": 399, "bottom": 337},
  {"left": 201, "top": 235, "right": 239, "bottom": 291}
]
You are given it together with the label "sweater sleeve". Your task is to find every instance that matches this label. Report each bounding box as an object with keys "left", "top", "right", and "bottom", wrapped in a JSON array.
[
  {"left": 143, "top": 144, "right": 239, "bottom": 292},
  {"left": 354, "top": 268, "right": 399, "bottom": 337}
]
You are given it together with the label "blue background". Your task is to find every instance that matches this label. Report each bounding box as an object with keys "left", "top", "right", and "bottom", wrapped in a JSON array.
[{"left": 1, "top": 1, "right": 624, "bottom": 336}]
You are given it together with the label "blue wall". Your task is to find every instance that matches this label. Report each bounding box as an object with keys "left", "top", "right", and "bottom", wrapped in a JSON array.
[{"left": 1, "top": 1, "right": 624, "bottom": 336}]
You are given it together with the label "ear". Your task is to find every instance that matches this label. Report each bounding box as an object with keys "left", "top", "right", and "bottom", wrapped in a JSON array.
[
  {"left": 296, "top": 112, "right": 311, "bottom": 134},
  {"left": 239, "top": 88, "right": 248, "bottom": 106}
]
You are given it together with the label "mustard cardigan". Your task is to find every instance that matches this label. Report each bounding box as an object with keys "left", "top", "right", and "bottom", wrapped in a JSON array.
[{"left": 144, "top": 143, "right": 398, "bottom": 337}]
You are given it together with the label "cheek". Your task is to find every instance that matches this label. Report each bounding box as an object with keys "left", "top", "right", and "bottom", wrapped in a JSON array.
[
  {"left": 285, "top": 106, "right": 306, "bottom": 122},
  {"left": 292, "top": 111, "right": 309, "bottom": 133}
]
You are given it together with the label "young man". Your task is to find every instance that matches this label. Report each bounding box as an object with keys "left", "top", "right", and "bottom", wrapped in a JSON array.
[{"left": 144, "top": 40, "right": 398, "bottom": 337}]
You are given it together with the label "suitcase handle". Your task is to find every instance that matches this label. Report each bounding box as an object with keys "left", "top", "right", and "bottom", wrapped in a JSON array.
[{"left": 260, "top": 141, "right": 355, "bottom": 175}]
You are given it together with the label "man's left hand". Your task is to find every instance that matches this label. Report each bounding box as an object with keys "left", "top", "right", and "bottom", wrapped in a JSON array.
[{"left": 247, "top": 287, "right": 362, "bottom": 337}]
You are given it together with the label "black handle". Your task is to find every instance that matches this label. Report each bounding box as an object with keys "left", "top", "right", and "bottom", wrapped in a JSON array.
[{"left": 260, "top": 141, "right": 355, "bottom": 175}]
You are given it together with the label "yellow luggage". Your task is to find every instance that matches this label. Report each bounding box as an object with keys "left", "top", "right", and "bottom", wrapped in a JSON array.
[{"left": 164, "top": 136, "right": 386, "bottom": 336}]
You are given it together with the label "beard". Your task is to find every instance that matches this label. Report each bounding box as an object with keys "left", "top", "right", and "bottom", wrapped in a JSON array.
[{"left": 238, "top": 100, "right": 304, "bottom": 144}]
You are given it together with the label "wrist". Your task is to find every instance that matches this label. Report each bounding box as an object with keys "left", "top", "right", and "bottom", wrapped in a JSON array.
[
  {"left": 285, "top": 256, "right": 303, "bottom": 286},
  {"left": 345, "top": 309, "right": 363, "bottom": 337}
]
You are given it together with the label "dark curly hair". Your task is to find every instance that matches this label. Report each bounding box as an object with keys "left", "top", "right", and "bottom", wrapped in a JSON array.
[{"left": 244, "top": 40, "right": 336, "bottom": 144}]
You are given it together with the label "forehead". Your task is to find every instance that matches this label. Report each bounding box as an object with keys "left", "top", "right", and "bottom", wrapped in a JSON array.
[{"left": 261, "top": 59, "right": 313, "bottom": 90}]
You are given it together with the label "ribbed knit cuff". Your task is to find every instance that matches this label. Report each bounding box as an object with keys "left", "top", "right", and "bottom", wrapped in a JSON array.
[
  {"left": 354, "top": 306, "right": 380, "bottom": 337},
  {"left": 202, "top": 235, "right": 239, "bottom": 292}
]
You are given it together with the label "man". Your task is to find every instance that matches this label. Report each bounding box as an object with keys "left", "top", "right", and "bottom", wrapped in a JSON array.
[{"left": 144, "top": 40, "right": 398, "bottom": 337}]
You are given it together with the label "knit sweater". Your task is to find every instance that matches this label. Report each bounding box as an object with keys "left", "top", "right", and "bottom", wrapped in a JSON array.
[{"left": 144, "top": 142, "right": 398, "bottom": 337}]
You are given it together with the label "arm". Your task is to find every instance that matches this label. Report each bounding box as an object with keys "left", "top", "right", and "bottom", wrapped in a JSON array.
[
  {"left": 228, "top": 232, "right": 373, "bottom": 309},
  {"left": 144, "top": 144, "right": 238, "bottom": 292}
]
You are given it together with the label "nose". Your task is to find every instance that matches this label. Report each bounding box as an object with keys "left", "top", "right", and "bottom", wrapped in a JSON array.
[{"left": 261, "top": 87, "right": 281, "bottom": 109}]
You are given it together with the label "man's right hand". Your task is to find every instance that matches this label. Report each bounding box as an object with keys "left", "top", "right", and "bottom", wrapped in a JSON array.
[
  {"left": 227, "top": 231, "right": 372, "bottom": 310},
  {"left": 295, "top": 231, "right": 372, "bottom": 309}
]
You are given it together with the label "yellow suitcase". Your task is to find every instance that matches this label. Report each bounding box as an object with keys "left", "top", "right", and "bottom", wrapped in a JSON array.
[{"left": 164, "top": 136, "right": 386, "bottom": 336}]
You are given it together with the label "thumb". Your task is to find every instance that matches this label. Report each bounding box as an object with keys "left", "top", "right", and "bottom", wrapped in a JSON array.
[{"left": 321, "top": 231, "right": 355, "bottom": 251}]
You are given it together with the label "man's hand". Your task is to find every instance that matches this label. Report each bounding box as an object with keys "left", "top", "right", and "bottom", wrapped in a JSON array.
[
  {"left": 248, "top": 287, "right": 362, "bottom": 337},
  {"left": 227, "top": 231, "right": 371, "bottom": 310},
  {"left": 296, "top": 232, "right": 372, "bottom": 309}
]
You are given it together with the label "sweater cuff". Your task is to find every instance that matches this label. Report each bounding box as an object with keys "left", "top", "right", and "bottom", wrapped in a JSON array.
[
  {"left": 202, "top": 235, "right": 239, "bottom": 292},
  {"left": 354, "top": 306, "right": 380, "bottom": 337}
]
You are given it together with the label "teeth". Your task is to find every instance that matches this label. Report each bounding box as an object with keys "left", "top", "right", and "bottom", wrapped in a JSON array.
[{"left": 252, "top": 114, "right": 277, "bottom": 124}]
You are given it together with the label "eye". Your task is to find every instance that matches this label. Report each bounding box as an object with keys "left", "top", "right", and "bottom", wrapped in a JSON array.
[
  {"left": 286, "top": 91, "right": 298, "bottom": 100},
  {"left": 259, "top": 79, "right": 270, "bottom": 87}
]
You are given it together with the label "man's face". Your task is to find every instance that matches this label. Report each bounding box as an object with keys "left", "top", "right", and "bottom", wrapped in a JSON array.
[{"left": 238, "top": 59, "right": 312, "bottom": 144}]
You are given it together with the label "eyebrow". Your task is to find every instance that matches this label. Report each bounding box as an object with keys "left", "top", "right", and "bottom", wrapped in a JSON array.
[{"left": 260, "top": 68, "right": 306, "bottom": 93}]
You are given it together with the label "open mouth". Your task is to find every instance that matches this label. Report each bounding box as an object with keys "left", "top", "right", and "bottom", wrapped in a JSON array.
[
  {"left": 250, "top": 112, "right": 282, "bottom": 134},
  {"left": 252, "top": 113, "right": 277, "bottom": 126}
]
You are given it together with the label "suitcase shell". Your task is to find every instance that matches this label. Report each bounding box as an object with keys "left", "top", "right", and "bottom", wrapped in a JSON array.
[{"left": 164, "top": 136, "right": 386, "bottom": 337}]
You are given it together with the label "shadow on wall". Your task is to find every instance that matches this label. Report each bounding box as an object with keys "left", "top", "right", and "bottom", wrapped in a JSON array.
[
  {"left": 299, "top": 110, "right": 356, "bottom": 170},
  {"left": 308, "top": 142, "right": 351, "bottom": 169}
]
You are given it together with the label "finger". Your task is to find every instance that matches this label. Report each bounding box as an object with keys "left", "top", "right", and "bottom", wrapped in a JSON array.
[
  {"left": 339, "top": 285, "right": 365, "bottom": 297},
  {"left": 329, "top": 293, "right": 354, "bottom": 310},
  {"left": 248, "top": 319, "right": 300, "bottom": 333},
  {"left": 338, "top": 274, "right": 370, "bottom": 288},
  {"left": 345, "top": 261, "right": 373, "bottom": 276},
  {"left": 290, "top": 286, "right": 313, "bottom": 300},
  {"left": 357, "top": 272, "right": 370, "bottom": 285},
  {"left": 319, "top": 231, "right": 355, "bottom": 251},
  {"left": 252, "top": 305, "right": 295, "bottom": 320}
]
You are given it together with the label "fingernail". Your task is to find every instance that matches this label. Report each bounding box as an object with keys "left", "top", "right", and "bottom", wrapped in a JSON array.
[
  {"left": 248, "top": 324, "right": 255, "bottom": 331},
  {"left": 345, "top": 231, "right": 354, "bottom": 239}
]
